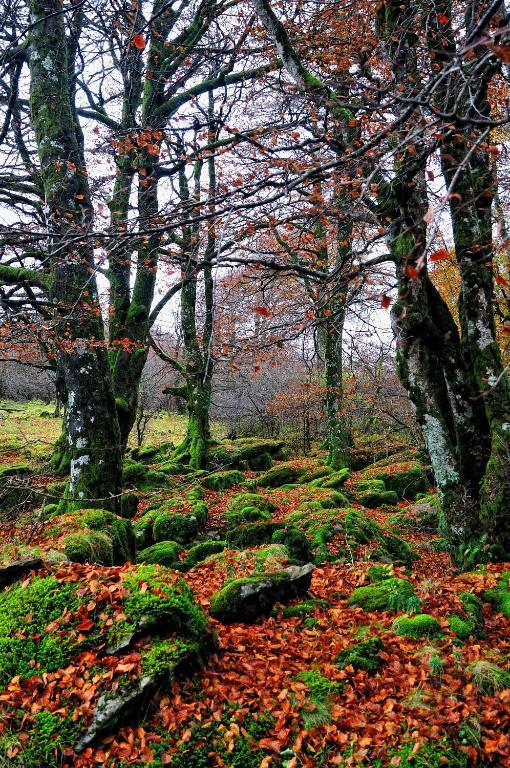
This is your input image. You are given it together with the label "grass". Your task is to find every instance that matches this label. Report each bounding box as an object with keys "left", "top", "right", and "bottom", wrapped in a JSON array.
[{"left": 0, "top": 400, "right": 226, "bottom": 463}]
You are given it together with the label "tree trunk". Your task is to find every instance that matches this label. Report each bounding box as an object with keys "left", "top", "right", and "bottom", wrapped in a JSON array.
[
  {"left": 320, "top": 315, "right": 351, "bottom": 469},
  {"left": 28, "top": 0, "right": 122, "bottom": 509}
]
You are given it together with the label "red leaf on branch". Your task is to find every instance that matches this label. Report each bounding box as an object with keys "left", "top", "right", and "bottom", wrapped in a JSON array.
[
  {"left": 132, "top": 34, "right": 146, "bottom": 50},
  {"left": 437, "top": 13, "right": 450, "bottom": 24},
  {"left": 381, "top": 295, "right": 392, "bottom": 309},
  {"left": 496, "top": 274, "right": 509, "bottom": 286},
  {"left": 405, "top": 265, "right": 421, "bottom": 280},
  {"left": 254, "top": 306, "right": 271, "bottom": 317}
]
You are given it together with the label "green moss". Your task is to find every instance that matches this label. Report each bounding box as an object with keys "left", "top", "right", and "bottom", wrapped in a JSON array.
[
  {"left": 141, "top": 637, "right": 197, "bottom": 678},
  {"left": 256, "top": 463, "right": 303, "bottom": 488},
  {"left": 344, "top": 509, "right": 381, "bottom": 544},
  {"left": 81, "top": 509, "right": 135, "bottom": 564},
  {"left": 360, "top": 461, "right": 428, "bottom": 500},
  {"left": 116, "top": 565, "right": 210, "bottom": 647},
  {"left": 359, "top": 489, "right": 399, "bottom": 507},
  {"left": 277, "top": 599, "right": 329, "bottom": 619},
  {"left": 335, "top": 636, "right": 384, "bottom": 673},
  {"left": 448, "top": 592, "right": 485, "bottom": 639},
  {"left": 367, "top": 565, "right": 393, "bottom": 583},
  {"left": 271, "top": 527, "right": 313, "bottom": 564},
  {"left": 228, "top": 492, "right": 276, "bottom": 515},
  {"left": 187, "top": 485, "right": 204, "bottom": 501},
  {"left": 137, "top": 540, "right": 183, "bottom": 566},
  {"left": 247, "top": 452, "right": 273, "bottom": 471},
  {"left": 202, "top": 470, "right": 245, "bottom": 490},
  {"left": 315, "top": 468, "right": 351, "bottom": 489},
  {"left": 0, "top": 710, "right": 80, "bottom": 768},
  {"left": 348, "top": 578, "right": 415, "bottom": 612},
  {"left": 0, "top": 576, "right": 79, "bottom": 686},
  {"left": 372, "top": 534, "right": 418, "bottom": 568},
  {"left": 226, "top": 521, "right": 282, "bottom": 549},
  {"left": 122, "top": 459, "right": 148, "bottom": 486},
  {"left": 294, "top": 670, "right": 343, "bottom": 729},
  {"left": 63, "top": 530, "right": 114, "bottom": 565},
  {"left": 484, "top": 570, "right": 510, "bottom": 618},
  {"left": 148, "top": 502, "right": 208, "bottom": 546},
  {"left": 175, "top": 540, "right": 227, "bottom": 571},
  {"left": 392, "top": 614, "right": 442, "bottom": 639},
  {"left": 224, "top": 504, "right": 271, "bottom": 527}
]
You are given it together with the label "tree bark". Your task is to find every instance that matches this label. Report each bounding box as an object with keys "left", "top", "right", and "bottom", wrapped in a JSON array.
[{"left": 28, "top": 0, "right": 122, "bottom": 509}]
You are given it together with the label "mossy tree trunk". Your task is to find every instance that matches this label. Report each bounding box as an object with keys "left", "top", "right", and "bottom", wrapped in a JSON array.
[
  {"left": 425, "top": 0, "right": 510, "bottom": 558},
  {"left": 28, "top": 0, "right": 122, "bottom": 508},
  {"left": 378, "top": 0, "right": 491, "bottom": 547}
]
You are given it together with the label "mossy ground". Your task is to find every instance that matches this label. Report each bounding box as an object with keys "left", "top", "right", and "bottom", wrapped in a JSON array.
[{"left": 0, "top": 406, "right": 509, "bottom": 766}]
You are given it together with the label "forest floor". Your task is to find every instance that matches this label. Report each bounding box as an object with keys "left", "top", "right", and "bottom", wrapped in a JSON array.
[{"left": 0, "top": 403, "right": 509, "bottom": 768}]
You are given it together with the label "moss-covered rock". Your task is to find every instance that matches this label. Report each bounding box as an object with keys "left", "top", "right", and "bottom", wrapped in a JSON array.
[
  {"left": 348, "top": 578, "right": 415, "bottom": 612},
  {"left": 228, "top": 492, "right": 276, "bottom": 515},
  {"left": 137, "top": 502, "right": 208, "bottom": 547},
  {"left": 175, "top": 540, "right": 227, "bottom": 572},
  {"left": 202, "top": 470, "right": 245, "bottom": 490},
  {"left": 257, "top": 463, "right": 303, "bottom": 488},
  {"left": 370, "top": 533, "right": 418, "bottom": 568},
  {"left": 276, "top": 599, "right": 329, "bottom": 619},
  {"left": 359, "top": 460, "right": 428, "bottom": 500},
  {"left": 335, "top": 636, "right": 384, "bottom": 673},
  {"left": 0, "top": 576, "right": 80, "bottom": 686},
  {"left": 247, "top": 452, "right": 274, "bottom": 471},
  {"left": 483, "top": 570, "right": 510, "bottom": 618},
  {"left": 62, "top": 510, "right": 135, "bottom": 565},
  {"left": 64, "top": 530, "right": 114, "bottom": 565},
  {"left": 392, "top": 614, "right": 442, "bottom": 639},
  {"left": 209, "top": 564, "right": 314, "bottom": 623},
  {"left": 358, "top": 489, "right": 399, "bottom": 508},
  {"left": 315, "top": 468, "right": 351, "bottom": 490},
  {"left": 224, "top": 505, "right": 271, "bottom": 527},
  {"left": 448, "top": 592, "right": 485, "bottom": 639},
  {"left": 122, "top": 459, "right": 148, "bottom": 486},
  {"left": 137, "top": 541, "right": 183, "bottom": 567},
  {"left": 226, "top": 521, "right": 283, "bottom": 549},
  {"left": 272, "top": 527, "right": 314, "bottom": 564},
  {"left": 82, "top": 510, "right": 135, "bottom": 564}
]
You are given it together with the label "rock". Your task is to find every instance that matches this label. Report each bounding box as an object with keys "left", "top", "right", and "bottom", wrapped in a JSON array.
[
  {"left": 0, "top": 558, "right": 43, "bottom": 589},
  {"left": 75, "top": 674, "right": 156, "bottom": 753},
  {"left": 209, "top": 563, "right": 315, "bottom": 624}
]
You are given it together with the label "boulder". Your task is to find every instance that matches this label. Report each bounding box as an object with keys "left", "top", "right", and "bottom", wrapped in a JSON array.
[
  {"left": 0, "top": 558, "right": 43, "bottom": 589},
  {"left": 209, "top": 563, "right": 315, "bottom": 623}
]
